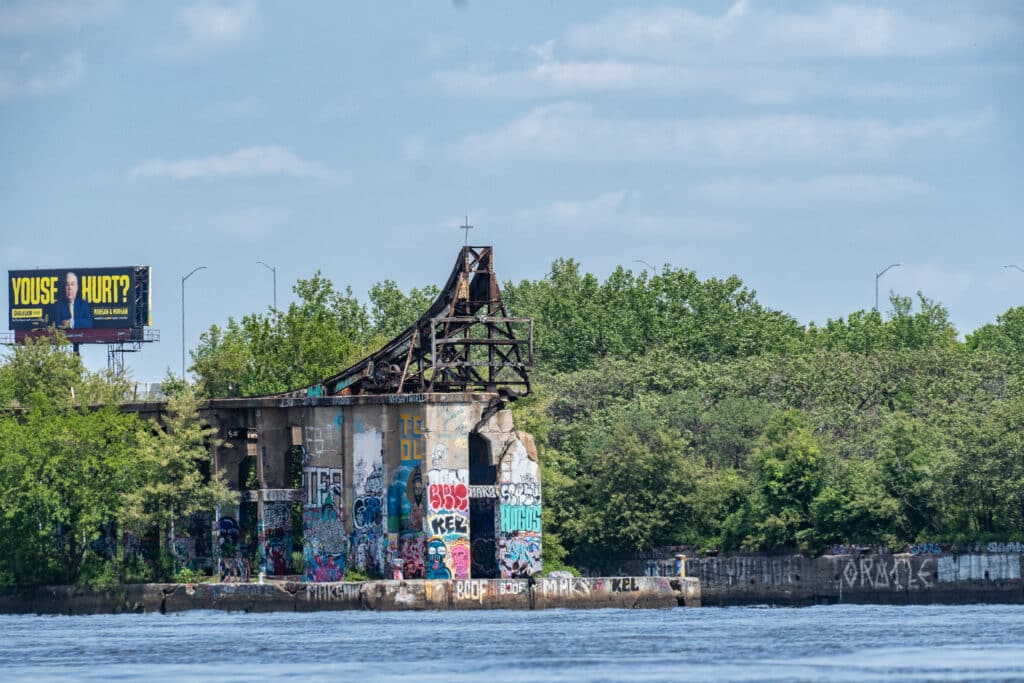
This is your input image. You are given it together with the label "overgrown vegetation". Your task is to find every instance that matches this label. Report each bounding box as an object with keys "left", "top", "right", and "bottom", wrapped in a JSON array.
[
  {"left": 187, "top": 259, "right": 1024, "bottom": 572},
  {"left": 0, "top": 337, "right": 236, "bottom": 587},
  {"left": 3, "top": 259, "right": 1020, "bottom": 584}
]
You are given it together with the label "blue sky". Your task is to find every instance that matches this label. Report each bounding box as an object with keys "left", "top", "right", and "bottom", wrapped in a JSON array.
[{"left": 1, "top": 0, "right": 1022, "bottom": 382}]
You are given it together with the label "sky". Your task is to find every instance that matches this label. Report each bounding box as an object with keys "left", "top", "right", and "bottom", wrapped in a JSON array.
[{"left": 1, "top": 0, "right": 1022, "bottom": 382}]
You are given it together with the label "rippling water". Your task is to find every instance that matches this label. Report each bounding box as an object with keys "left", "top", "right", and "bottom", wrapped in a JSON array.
[{"left": 3, "top": 604, "right": 1024, "bottom": 682}]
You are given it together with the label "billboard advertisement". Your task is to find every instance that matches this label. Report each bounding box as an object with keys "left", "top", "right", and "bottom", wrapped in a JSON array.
[{"left": 8, "top": 267, "right": 152, "bottom": 341}]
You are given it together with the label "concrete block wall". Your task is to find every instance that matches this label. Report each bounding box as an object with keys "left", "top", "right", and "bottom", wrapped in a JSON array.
[
  {"left": 201, "top": 393, "right": 541, "bottom": 584},
  {"left": 688, "top": 553, "right": 1024, "bottom": 606}
]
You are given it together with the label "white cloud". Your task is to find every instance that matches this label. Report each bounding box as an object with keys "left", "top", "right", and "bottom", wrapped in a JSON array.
[
  {"left": 427, "top": 60, "right": 950, "bottom": 103},
  {"left": 0, "top": 0, "right": 118, "bottom": 35},
  {"left": 697, "top": 174, "right": 932, "bottom": 204},
  {"left": 510, "top": 191, "right": 728, "bottom": 237},
  {"left": 566, "top": 2, "right": 1016, "bottom": 61},
  {"left": 130, "top": 146, "right": 327, "bottom": 181},
  {"left": 157, "top": 0, "right": 261, "bottom": 60},
  {"left": 453, "top": 103, "right": 992, "bottom": 163},
  {"left": 0, "top": 51, "right": 84, "bottom": 100}
]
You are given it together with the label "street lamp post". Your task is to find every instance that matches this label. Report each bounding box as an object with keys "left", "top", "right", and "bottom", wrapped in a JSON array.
[
  {"left": 257, "top": 260, "right": 277, "bottom": 310},
  {"left": 181, "top": 266, "right": 207, "bottom": 378},
  {"left": 634, "top": 259, "right": 654, "bottom": 272},
  {"left": 875, "top": 263, "right": 901, "bottom": 311},
  {"left": 1005, "top": 264, "right": 1024, "bottom": 274}
]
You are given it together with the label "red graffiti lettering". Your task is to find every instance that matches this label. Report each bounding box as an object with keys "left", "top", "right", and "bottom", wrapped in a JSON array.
[{"left": 428, "top": 483, "right": 468, "bottom": 512}]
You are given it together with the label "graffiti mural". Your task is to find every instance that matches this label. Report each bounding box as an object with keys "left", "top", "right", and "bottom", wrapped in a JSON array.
[
  {"left": 938, "top": 554, "right": 1022, "bottom": 582},
  {"left": 217, "top": 515, "right": 252, "bottom": 582},
  {"left": 841, "top": 556, "right": 934, "bottom": 590},
  {"left": 260, "top": 501, "right": 294, "bottom": 576},
  {"left": 450, "top": 538, "right": 471, "bottom": 579},
  {"left": 499, "top": 505, "right": 541, "bottom": 533},
  {"left": 350, "top": 429, "right": 387, "bottom": 576},
  {"left": 399, "top": 413, "right": 425, "bottom": 461},
  {"left": 495, "top": 439, "right": 542, "bottom": 577},
  {"left": 386, "top": 417, "right": 427, "bottom": 578},
  {"left": 498, "top": 532, "right": 542, "bottom": 578},
  {"left": 426, "top": 536, "right": 452, "bottom": 579},
  {"left": 302, "top": 466, "right": 345, "bottom": 582},
  {"left": 425, "top": 467, "right": 471, "bottom": 577}
]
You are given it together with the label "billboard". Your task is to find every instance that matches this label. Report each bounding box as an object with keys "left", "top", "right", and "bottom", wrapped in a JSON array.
[{"left": 8, "top": 267, "right": 152, "bottom": 343}]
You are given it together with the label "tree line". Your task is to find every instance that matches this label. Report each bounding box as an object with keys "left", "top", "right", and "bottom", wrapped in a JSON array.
[
  {"left": 187, "top": 260, "right": 1022, "bottom": 572},
  {"left": 2, "top": 259, "right": 1020, "bottom": 584},
  {"left": 0, "top": 341, "right": 234, "bottom": 587}
]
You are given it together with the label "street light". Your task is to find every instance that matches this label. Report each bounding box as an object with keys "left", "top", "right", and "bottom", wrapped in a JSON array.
[
  {"left": 634, "top": 259, "right": 654, "bottom": 272},
  {"left": 875, "top": 263, "right": 900, "bottom": 311},
  {"left": 181, "top": 266, "right": 207, "bottom": 378},
  {"left": 1005, "top": 264, "right": 1024, "bottom": 274},
  {"left": 257, "top": 260, "right": 277, "bottom": 309}
]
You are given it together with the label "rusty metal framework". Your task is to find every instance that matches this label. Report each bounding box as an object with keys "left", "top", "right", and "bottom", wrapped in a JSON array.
[{"left": 280, "top": 246, "right": 532, "bottom": 399}]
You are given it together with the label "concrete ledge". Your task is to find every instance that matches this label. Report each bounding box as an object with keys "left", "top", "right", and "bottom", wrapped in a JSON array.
[
  {"left": 690, "top": 553, "right": 1024, "bottom": 607},
  {"left": 0, "top": 577, "right": 678, "bottom": 615}
]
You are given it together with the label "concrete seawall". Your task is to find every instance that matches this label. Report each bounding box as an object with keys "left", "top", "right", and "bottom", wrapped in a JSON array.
[
  {"left": 686, "top": 553, "right": 1024, "bottom": 606},
  {"left": 0, "top": 576, "right": 695, "bottom": 615}
]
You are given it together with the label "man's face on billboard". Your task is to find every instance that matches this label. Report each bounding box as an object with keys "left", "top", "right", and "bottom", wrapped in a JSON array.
[{"left": 65, "top": 273, "right": 78, "bottom": 302}]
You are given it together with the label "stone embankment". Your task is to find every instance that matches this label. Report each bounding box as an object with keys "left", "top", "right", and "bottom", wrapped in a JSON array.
[
  {"left": 682, "top": 553, "right": 1024, "bottom": 606},
  {"left": 0, "top": 576, "right": 700, "bottom": 615}
]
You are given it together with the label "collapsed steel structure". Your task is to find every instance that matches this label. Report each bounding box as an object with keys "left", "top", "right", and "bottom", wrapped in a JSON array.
[{"left": 279, "top": 246, "right": 533, "bottom": 399}]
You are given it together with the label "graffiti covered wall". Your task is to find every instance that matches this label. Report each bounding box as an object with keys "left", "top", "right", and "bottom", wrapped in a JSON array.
[
  {"left": 350, "top": 423, "right": 386, "bottom": 576},
  {"left": 202, "top": 394, "right": 539, "bottom": 582},
  {"left": 424, "top": 405, "right": 471, "bottom": 579},
  {"left": 496, "top": 438, "right": 542, "bottom": 578},
  {"left": 389, "top": 410, "right": 426, "bottom": 578}
]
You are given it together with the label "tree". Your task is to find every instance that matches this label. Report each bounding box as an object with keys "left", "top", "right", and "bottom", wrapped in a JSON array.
[
  {"left": 0, "top": 400, "right": 143, "bottom": 586},
  {"left": 119, "top": 388, "right": 236, "bottom": 578},
  {"left": 750, "top": 410, "right": 827, "bottom": 550},
  {"left": 368, "top": 279, "right": 440, "bottom": 340},
  {"left": 805, "top": 293, "right": 957, "bottom": 353},
  {"left": 192, "top": 271, "right": 373, "bottom": 396},
  {"left": 0, "top": 338, "right": 142, "bottom": 586}
]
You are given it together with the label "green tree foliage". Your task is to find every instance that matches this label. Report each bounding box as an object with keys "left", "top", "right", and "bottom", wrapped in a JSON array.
[
  {"left": 192, "top": 273, "right": 445, "bottom": 397},
  {"left": 0, "top": 340, "right": 239, "bottom": 586},
  {"left": 968, "top": 307, "right": 1024, "bottom": 391},
  {"left": 120, "top": 389, "right": 237, "bottom": 578},
  {"left": 504, "top": 260, "right": 803, "bottom": 374},
  {"left": 749, "top": 410, "right": 827, "bottom": 550},
  {"left": 938, "top": 397, "right": 1024, "bottom": 538},
  {"left": 0, "top": 339, "right": 141, "bottom": 586},
  {"left": 192, "top": 272, "right": 373, "bottom": 396},
  {"left": 368, "top": 279, "right": 440, "bottom": 341},
  {"left": 805, "top": 293, "right": 958, "bottom": 353},
  {"left": 0, "top": 399, "right": 142, "bottom": 586},
  {"left": 511, "top": 285, "right": 1018, "bottom": 569}
]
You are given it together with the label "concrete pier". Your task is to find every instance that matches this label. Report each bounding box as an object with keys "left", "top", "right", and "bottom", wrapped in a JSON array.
[{"left": 0, "top": 576, "right": 688, "bottom": 615}]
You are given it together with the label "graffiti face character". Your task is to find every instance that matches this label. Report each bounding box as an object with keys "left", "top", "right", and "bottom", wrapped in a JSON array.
[
  {"left": 450, "top": 541, "right": 470, "bottom": 579},
  {"left": 411, "top": 468, "right": 424, "bottom": 506},
  {"left": 425, "top": 537, "right": 451, "bottom": 579}
]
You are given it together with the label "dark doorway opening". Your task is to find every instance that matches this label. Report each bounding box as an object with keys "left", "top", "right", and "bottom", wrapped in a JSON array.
[{"left": 468, "top": 432, "right": 498, "bottom": 578}]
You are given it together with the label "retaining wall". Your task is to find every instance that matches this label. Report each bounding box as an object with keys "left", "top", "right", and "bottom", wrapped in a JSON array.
[
  {"left": 0, "top": 576, "right": 685, "bottom": 615},
  {"left": 686, "top": 553, "right": 1024, "bottom": 606}
]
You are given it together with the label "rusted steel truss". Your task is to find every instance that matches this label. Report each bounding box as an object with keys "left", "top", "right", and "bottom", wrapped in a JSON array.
[{"left": 282, "top": 246, "right": 532, "bottom": 399}]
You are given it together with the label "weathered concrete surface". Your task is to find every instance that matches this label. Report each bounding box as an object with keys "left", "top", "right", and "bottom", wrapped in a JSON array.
[
  {"left": 688, "top": 553, "right": 1024, "bottom": 606},
  {"left": 0, "top": 577, "right": 678, "bottom": 615}
]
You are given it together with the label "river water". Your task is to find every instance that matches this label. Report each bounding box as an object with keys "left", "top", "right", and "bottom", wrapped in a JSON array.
[{"left": 2, "top": 604, "right": 1023, "bottom": 682}]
